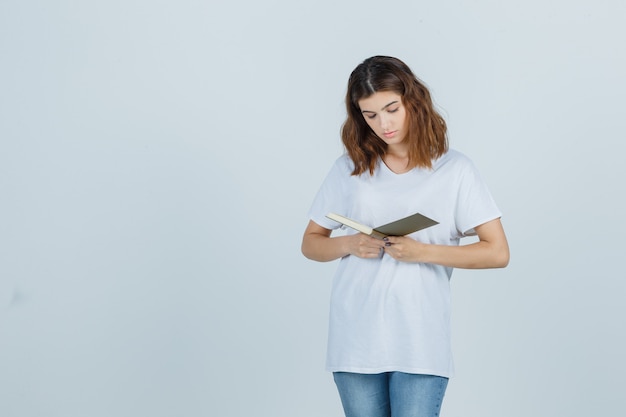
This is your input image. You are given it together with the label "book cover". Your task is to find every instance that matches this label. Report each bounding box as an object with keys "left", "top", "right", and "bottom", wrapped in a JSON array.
[{"left": 326, "top": 212, "right": 438, "bottom": 239}]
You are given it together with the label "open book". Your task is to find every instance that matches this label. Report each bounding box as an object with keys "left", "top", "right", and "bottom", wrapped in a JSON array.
[{"left": 326, "top": 212, "right": 438, "bottom": 239}]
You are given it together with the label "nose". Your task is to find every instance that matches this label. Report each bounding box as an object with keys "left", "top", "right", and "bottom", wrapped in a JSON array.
[{"left": 379, "top": 114, "right": 390, "bottom": 130}]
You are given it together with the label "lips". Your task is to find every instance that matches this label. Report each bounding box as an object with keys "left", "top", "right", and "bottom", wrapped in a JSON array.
[{"left": 383, "top": 131, "right": 397, "bottom": 139}]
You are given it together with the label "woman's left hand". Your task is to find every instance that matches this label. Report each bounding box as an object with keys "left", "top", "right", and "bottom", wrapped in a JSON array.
[
  {"left": 382, "top": 236, "right": 424, "bottom": 262},
  {"left": 381, "top": 218, "right": 509, "bottom": 268}
]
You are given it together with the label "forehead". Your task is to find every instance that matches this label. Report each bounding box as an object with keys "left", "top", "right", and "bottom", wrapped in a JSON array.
[{"left": 358, "top": 91, "right": 402, "bottom": 111}]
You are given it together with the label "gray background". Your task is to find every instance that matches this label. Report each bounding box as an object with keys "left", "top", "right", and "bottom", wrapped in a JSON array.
[{"left": 1, "top": 0, "right": 625, "bottom": 416}]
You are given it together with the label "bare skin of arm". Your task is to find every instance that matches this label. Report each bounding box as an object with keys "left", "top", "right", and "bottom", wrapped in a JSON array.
[
  {"left": 301, "top": 220, "right": 385, "bottom": 262},
  {"left": 383, "top": 218, "right": 509, "bottom": 268},
  {"left": 302, "top": 218, "right": 509, "bottom": 268}
]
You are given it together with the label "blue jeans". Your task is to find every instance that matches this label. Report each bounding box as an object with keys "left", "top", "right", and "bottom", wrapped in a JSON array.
[{"left": 333, "top": 372, "right": 448, "bottom": 417}]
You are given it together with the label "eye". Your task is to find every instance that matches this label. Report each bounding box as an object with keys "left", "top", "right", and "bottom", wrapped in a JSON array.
[
  {"left": 388, "top": 107, "right": 399, "bottom": 113},
  {"left": 365, "top": 113, "right": 376, "bottom": 120}
]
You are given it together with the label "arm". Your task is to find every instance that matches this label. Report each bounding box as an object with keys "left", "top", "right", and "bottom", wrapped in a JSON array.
[
  {"left": 301, "top": 220, "right": 386, "bottom": 262},
  {"left": 383, "top": 218, "right": 510, "bottom": 269}
]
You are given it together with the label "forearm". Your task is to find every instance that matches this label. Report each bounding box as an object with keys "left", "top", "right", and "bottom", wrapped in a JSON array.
[
  {"left": 384, "top": 218, "right": 510, "bottom": 268},
  {"left": 301, "top": 233, "right": 352, "bottom": 262},
  {"left": 417, "top": 240, "right": 509, "bottom": 269}
]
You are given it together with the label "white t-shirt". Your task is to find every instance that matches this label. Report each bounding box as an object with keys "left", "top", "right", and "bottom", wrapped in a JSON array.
[{"left": 308, "top": 149, "right": 502, "bottom": 378}]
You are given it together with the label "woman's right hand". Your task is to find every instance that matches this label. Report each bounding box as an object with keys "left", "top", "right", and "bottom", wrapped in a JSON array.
[
  {"left": 301, "top": 220, "right": 385, "bottom": 262},
  {"left": 345, "top": 233, "right": 386, "bottom": 259}
]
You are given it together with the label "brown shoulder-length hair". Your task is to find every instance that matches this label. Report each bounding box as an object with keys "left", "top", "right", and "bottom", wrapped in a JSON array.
[{"left": 341, "top": 56, "right": 448, "bottom": 175}]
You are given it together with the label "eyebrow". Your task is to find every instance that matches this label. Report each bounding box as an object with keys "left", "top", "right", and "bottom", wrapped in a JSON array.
[{"left": 361, "top": 100, "right": 399, "bottom": 113}]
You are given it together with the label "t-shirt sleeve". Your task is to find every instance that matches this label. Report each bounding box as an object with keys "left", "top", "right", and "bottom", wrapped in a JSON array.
[
  {"left": 454, "top": 157, "right": 502, "bottom": 237},
  {"left": 307, "top": 156, "right": 352, "bottom": 230}
]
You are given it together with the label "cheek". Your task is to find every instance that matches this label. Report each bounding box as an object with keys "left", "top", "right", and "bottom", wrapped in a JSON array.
[
  {"left": 399, "top": 111, "right": 408, "bottom": 128},
  {"left": 364, "top": 118, "right": 377, "bottom": 131}
]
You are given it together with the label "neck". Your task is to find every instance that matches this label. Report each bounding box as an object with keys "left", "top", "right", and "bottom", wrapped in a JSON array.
[
  {"left": 383, "top": 150, "right": 411, "bottom": 174},
  {"left": 385, "top": 142, "right": 409, "bottom": 158}
]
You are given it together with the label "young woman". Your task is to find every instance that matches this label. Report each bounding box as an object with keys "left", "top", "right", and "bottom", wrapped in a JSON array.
[{"left": 301, "top": 56, "right": 509, "bottom": 417}]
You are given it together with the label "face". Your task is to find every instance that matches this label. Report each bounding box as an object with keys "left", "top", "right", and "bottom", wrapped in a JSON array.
[{"left": 358, "top": 91, "right": 408, "bottom": 147}]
